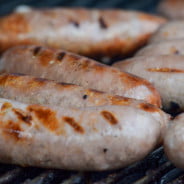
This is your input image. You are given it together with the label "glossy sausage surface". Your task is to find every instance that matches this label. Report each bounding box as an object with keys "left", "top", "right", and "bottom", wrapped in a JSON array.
[
  {"left": 113, "top": 55, "right": 184, "bottom": 111},
  {"left": 0, "top": 8, "right": 166, "bottom": 59},
  {"left": 0, "top": 98, "right": 161, "bottom": 170},
  {"left": 0, "top": 45, "right": 161, "bottom": 107},
  {"left": 0, "top": 73, "right": 169, "bottom": 140}
]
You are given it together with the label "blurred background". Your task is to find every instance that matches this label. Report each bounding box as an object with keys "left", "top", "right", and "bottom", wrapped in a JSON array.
[{"left": 0, "top": 0, "right": 161, "bottom": 16}]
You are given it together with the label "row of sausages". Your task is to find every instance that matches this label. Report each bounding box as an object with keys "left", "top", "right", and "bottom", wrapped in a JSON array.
[
  {"left": 115, "top": 19, "right": 184, "bottom": 169},
  {"left": 0, "top": 7, "right": 178, "bottom": 171}
]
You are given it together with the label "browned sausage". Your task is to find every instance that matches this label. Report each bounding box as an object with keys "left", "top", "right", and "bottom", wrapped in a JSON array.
[
  {"left": 113, "top": 55, "right": 184, "bottom": 112},
  {"left": 0, "top": 8, "right": 166, "bottom": 60},
  {"left": 0, "top": 45, "right": 161, "bottom": 107},
  {"left": 0, "top": 97, "right": 161, "bottom": 170},
  {"left": 0, "top": 73, "right": 169, "bottom": 139}
]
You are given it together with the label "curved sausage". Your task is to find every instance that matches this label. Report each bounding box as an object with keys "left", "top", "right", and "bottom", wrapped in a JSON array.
[
  {"left": 0, "top": 45, "right": 161, "bottom": 107},
  {"left": 0, "top": 73, "right": 169, "bottom": 141},
  {"left": 0, "top": 8, "right": 166, "bottom": 60},
  {"left": 149, "top": 21, "right": 184, "bottom": 43},
  {"left": 136, "top": 39, "right": 184, "bottom": 56},
  {"left": 113, "top": 55, "right": 184, "bottom": 111},
  {"left": 0, "top": 98, "right": 161, "bottom": 170},
  {"left": 164, "top": 113, "right": 184, "bottom": 169}
]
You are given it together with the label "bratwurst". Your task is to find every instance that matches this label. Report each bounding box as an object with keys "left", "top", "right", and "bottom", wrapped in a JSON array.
[
  {"left": 0, "top": 98, "right": 161, "bottom": 170},
  {"left": 0, "top": 7, "right": 166, "bottom": 59},
  {"left": 0, "top": 45, "right": 161, "bottom": 107},
  {"left": 113, "top": 55, "right": 184, "bottom": 111},
  {"left": 0, "top": 73, "right": 169, "bottom": 139}
]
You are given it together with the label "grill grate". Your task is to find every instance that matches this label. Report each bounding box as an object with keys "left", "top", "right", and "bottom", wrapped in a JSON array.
[{"left": 0, "top": 147, "right": 183, "bottom": 184}]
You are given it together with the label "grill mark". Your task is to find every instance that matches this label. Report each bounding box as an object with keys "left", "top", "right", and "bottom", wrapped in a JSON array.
[
  {"left": 139, "top": 103, "right": 158, "bottom": 112},
  {"left": 98, "top": 17, "right": 108, "bottom": 29},
  {"left": 147, "top": 68, "right": 184, "bottom": 73},
  {"left": 33, "top": 46, "right": 42, "bottom": 56},
  {"left": 82, "top": 94, "right": 88, "bottom": 100},
  {"left": 57, "top": 52, "right": 66, "bottom": 61},
  {"left": 13, "top": 108, "right": 32, "bottom": 125},
  {"left": 1, "top": 102, "right": 12, "bottom": 111},
  {"left": 2, "top": 120, "right": 22, "bottom": 141},
  {"left": 110, "top": 96, "right": 131, "bottom": 106},
  {"left": 70, "top": 20, "right": 80, "bottom": 27},
  {"left": 174, "top": 50, "right": 180, "bottom": 55},
  {"left": 63, "top": 117, "right": 84, "bottom": 134},
  {"left": 28, "top": 105, "right": 59, "bottom": 133},
  {"left": 38, "top": 49, "right": 55, "bottom": 66},
  {"left": 101, "top": 111, "right": 118, "bottom": 125}
]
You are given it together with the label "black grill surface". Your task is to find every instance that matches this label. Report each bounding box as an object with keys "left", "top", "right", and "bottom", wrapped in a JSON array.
[{"left": 0, "top": 147, "right": 183, "bottom": 184}]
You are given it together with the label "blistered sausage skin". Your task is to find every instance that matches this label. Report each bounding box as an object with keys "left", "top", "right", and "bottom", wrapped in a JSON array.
[
  {"left": 0, "top": 73, "right": 169, "bottom": 140},
  {"left": 0, "top": 45, "right": 161, "bottom": 107},
  {"left": 113, "top": 55, "right": 184, "bottom": 111},
  {"left": 164, "top": 113, "right": 184, "bottom": 169},
  {"left": 136, "top": 39, "right": 184, "bottom": 56},
  {"left": 0, "top": 8, "right": 166, "bottom": 60},
  {"left": 0, "top": 98, "right": 161, "bottom": 170}
]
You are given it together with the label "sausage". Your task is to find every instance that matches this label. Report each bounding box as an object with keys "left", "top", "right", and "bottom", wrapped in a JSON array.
[
  {"left": 0, "top": 8, "right": 166, "bottom": 60},
  {"left": 136, "top": 39, "right": 184, "bottom": 56},
  {"left": 164, "top": 113, "right": 184, "bottom": 169},
  {"left": 0, "top": 73, "right": 169, "bottom": 140},
  {"left": 149, "top": 21, "right": 184, "bottom": 43},
  {"left": 158, "top": 0, "right": 184, "bottom": 20},
  {"left": 0, "top": 97, "right": 161, "bottom": 170},
  {"left": 0, "top": 45, "right": 161, "bottom": 107},
  {"left": 113, "top": 55, "right": 184, "bottom": 111}
]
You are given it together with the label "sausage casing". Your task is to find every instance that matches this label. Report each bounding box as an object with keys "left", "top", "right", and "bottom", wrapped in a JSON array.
[{"left": 0, "top": 45, "right": 161, "bottom": 107}]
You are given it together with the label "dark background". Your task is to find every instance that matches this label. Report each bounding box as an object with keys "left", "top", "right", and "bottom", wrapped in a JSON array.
[{"left": 0, "top": 0, "right": 162, "bottom": 16}]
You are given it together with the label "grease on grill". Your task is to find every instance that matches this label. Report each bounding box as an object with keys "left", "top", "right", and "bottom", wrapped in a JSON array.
[
  {"left": 98, "top": 17, "right": 107, "bottom": 29},
  {"left": 63, "top": 117, "right": 84, "bottom": 134},
  {"left": 101, "top": 111, "right": 118, "bottom": 125}
]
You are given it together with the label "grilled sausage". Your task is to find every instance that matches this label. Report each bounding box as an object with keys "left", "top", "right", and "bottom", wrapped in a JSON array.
[
  {"left": 164, "top": 113, "right": 184, "bottom": 169},
  {"left": 0, "top": 45, "right": 161, "bottom": 107},
  {"left": 0, "top": 73, "right": 169, "bottom": 140},
  {"left": 113, "top": 55, "right": 184, "bottom": 111},
  {"left": 136, "top": 39, "right": 184, "bottom": 56},
  {"left": 158, "top": 0, "right": 184, "bottom": 20},
  {"left": 0, "top": 97, "right": 161, "bottom": 170},
  {"left": 149, "top": 21, "right": 184, "bottom": 43},
  {"left": 0, "top": 7, "right": 166, "bottom": 60}
]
